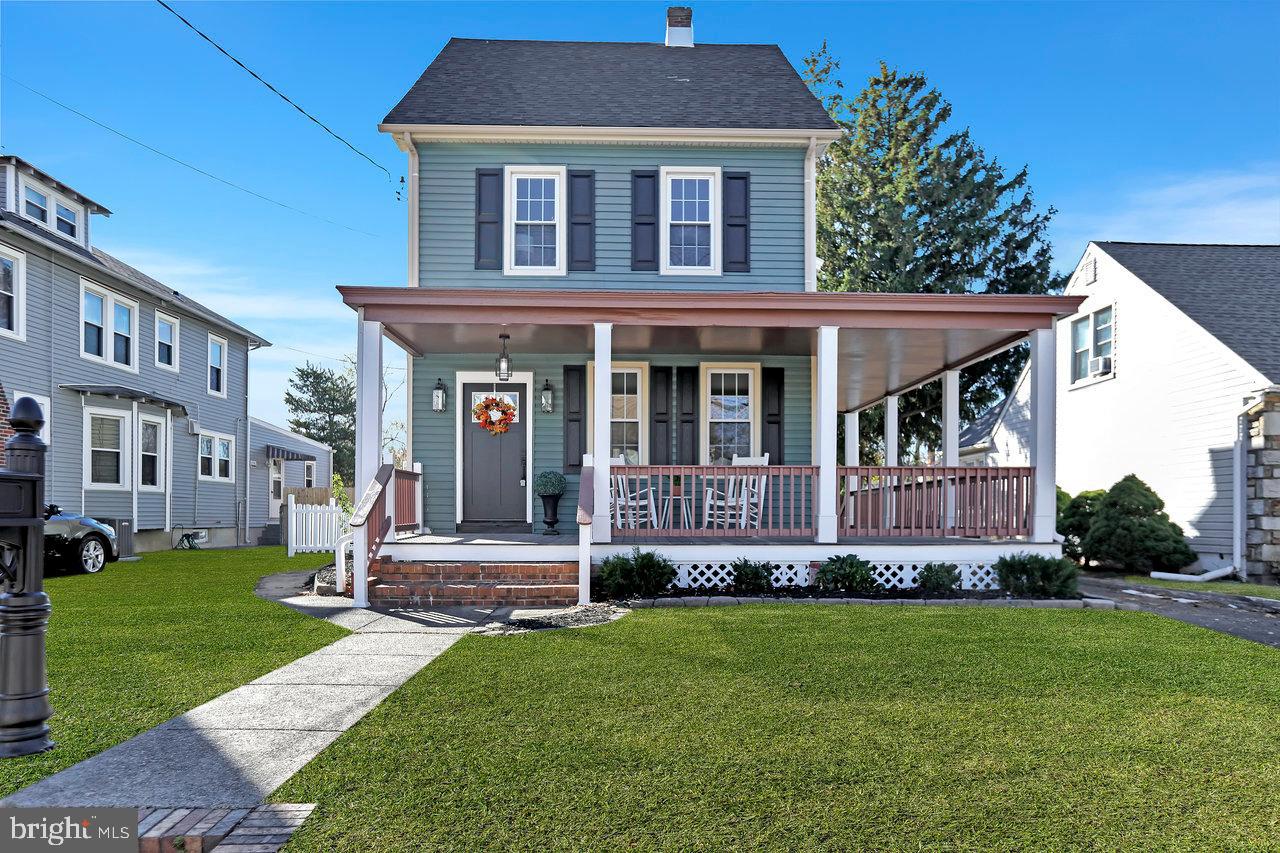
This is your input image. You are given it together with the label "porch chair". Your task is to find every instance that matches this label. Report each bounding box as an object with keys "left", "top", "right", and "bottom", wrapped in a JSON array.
[
  {"left": 701, "top": 453, "right": 769, "bottom": 530},
  {"left": 608, "top": 455, "right": 658, "bottom": 530}
]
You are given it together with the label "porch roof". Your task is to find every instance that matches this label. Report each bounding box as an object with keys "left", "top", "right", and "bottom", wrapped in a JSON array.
[{"left": 339, "top": 287, "right": 1084, "bottom": 411}]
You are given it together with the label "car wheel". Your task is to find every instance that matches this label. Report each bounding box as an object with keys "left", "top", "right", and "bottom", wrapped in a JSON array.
[{"left": 78, "top": 536, "right": 107, "bottom": 574}]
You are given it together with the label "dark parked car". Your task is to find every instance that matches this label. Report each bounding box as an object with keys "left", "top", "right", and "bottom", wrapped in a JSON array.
[{"left": 43, "top": 505, "right": 119, "bottom": 573}]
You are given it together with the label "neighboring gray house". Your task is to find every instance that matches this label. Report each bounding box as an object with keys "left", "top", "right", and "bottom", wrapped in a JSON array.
[
  {"left": 0, "top": 155, "right": 269, "bottom": 552},
  {"left": 247, "top": 417, "right": 333, "bottom": 545}
]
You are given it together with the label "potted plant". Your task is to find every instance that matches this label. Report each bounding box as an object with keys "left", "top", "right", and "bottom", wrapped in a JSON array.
[{"left": 534, "top": 470, "right": 568, "bottom": 535}]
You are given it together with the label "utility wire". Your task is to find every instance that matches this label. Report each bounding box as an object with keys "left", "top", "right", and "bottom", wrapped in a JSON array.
[
  {"left": 154, "top": 0, "right": 391, "bottom": 181},
  {"left": 4, "top": 75, "right": 381, "bottom": 238}
]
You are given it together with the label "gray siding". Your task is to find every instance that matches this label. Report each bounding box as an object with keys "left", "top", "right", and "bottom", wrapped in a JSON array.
[
  {"left": 0, "top": 230, "right": 252, "bottom": 536},
  {"left": 411, "top": 352, "right": 812, "bottom": 534},
  {"left": 247, "top": 419, "right": 333, "bottom": 528},
  {"left": 418, "top": 143, "right": 805, "bottom": 292}
]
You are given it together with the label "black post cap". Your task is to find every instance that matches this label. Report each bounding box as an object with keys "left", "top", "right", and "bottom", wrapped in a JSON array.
[{"left": 10, "top": 397, "right": 46, "bottom": 435}]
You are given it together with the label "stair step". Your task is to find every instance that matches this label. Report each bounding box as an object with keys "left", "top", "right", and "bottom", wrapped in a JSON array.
[
  {"left": 370, "top": 582, "right": 578, "bottom": 607},
  {"left": 377, "top": 561, "right": 578, "bottom": 583}
]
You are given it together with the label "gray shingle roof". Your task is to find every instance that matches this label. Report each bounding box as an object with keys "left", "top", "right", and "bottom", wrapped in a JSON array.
[
  {"left": 1095, "top": 242, "right": 1280, "bottom": 383},
  {"left": 382, "top": 38, "right": 838, "bottom": 131},
  {"left": 959, "top": 396, "right": 1010, "bottom": 450}
]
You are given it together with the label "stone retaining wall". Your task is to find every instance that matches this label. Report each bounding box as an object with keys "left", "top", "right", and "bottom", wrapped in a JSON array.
[{"left": 1245, "top": 391, "right": 1280, "bottom": 583}]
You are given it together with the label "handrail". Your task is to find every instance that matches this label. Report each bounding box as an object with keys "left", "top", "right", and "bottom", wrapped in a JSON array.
[
  {"left": 349, "top": 464, "right": 394, "bottom": 528},
  {"left": 576, "top": 465, "right": 594, "bottom": 526}
]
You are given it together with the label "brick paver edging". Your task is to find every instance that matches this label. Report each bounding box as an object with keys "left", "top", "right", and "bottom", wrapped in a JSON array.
[{"left": 628, "top": 596, "right": 1132, "bottom": 610}]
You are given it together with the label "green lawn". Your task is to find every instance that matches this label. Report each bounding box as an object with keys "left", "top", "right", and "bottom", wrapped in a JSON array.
[
  {"left": 1124, "top": 574, "right": 1280, "bottom": 600},
  {"left": 0, "top": 546, "right": 344, "bottom": 800},
  {"left": 277, "top": 606, "right": 1280, "bottom": 851}
]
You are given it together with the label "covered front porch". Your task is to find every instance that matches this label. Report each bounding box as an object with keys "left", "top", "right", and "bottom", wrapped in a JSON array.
[{"left": 341, "top": 286, "right": 1082, "bottom": 604}]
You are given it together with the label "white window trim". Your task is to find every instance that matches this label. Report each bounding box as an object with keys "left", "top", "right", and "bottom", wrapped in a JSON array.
[
  {"left": 198, "top": 430, "right": 236, "bottom": 483},
  {"left": 303, "top": 460, "right": 316, "bottom": 489},
  {"left": 698, "top": 362, "right": 762, "bottom": 464},
  {"left": 137, "top": 414, "right": 167, "bottom": 493},
  {"left": 1067, "top": 304, "right": 1117, "bottom": 388},
  {"left": 18, "top": 174, "right": 84, "bottom": 243},
  {"left": 585, "top": 361, "right": 650, "bottom": 464},
  {"left": 502, "top": 165, "right": 567, "bottom": 276},
  {"left": 155, "top": 311, "right": 180, "bottom": 372},
  {"left": 660, "top": 165, "right": 723, "bottom": 276},
  {"left": 83, "top": 406, "right": 131, "bottom": 492},
  {"left": 79, "top": 279, "right": 140, "bottom": 373},
  {"left": 207, "top": 333, "right": 228, "bottom": 398},
  {"left": 0, "top": 242, "right": 26, "bottom": 342}
]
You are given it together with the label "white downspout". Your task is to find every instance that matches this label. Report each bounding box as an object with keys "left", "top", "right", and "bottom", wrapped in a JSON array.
[
  {"left": 398, "top": 132, "right": 420, "bottom": 287},
  {"left": 803, "top": 136, "right": 818, "bottom": 292},
  {"left": 130, "top": 400, "right": 138, "bottom": 536}
]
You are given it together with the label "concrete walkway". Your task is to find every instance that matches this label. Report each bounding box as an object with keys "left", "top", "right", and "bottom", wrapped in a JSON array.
[{"left": 2, "top": 571, "right": 520, "bottom": 808}]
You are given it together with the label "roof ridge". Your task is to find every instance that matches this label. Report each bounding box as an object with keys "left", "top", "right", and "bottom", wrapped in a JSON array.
[
  {"left": 1095, "top": 240, "right": 1280, "bottom": 248},
  {"left": 445, "top": 36, "right": 783, "bottom": 49}
]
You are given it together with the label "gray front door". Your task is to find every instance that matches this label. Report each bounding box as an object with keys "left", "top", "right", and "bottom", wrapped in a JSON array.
[{"left": 462, "top": 383, "right": 527, "bottom": 528}]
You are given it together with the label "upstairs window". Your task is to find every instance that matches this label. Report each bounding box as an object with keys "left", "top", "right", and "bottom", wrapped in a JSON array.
[
  {"left": 208, "top": 334, "right": 227, "bottom": 397},
  {"left": 83, "top": 290, "right": 105, "bottom": 358},
  {"left": 0, "top": 244, "right": 25, "bottom": 340},
  {"left": 1070, "top": 306, "right": 1115, "bottom": 384},
  {"left": 24, "top": 187, "right": 48, "bottom": 223},
  {"left": 81, "top": 281, "right": 138, "bottom": 371},
  {"left": 503, "top": 166, "right": 565, "bottom": 275},
  {"left": 660, "top": 167, "right": 721, "bottom": 275},
  {"left": 55, "top": 203, "right": 78, "bottom": 238},
  {"left": 113, "top": 302, "right": 134, "bottom": 366},
  {"left": 20, "top": 178, "right": 85, "bottom": 242},
  {"left": 156, "top": 312, "right": 179, "bottom": 371}
]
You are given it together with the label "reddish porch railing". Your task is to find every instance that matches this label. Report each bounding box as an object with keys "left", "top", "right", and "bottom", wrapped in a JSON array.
[
  {"left": 350, "top": 464, "right": 421, "bottom": 562},
  {"left": 393, "top": 466, "right": 421, "bottom": 531},
  {"left": 837, "top": 466, "right": 1034, "bottom": 538},
  {"left": 608, "top": 465, "right": 818, "bottom": 538}
]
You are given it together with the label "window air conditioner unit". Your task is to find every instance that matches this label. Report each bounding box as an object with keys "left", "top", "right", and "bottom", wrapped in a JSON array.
[
  {"left": 187, "top": 421, "right": 201, "bottom": 436},
  {"left": 1088, "top": 356, "right": 1112, "bottom": 377}
]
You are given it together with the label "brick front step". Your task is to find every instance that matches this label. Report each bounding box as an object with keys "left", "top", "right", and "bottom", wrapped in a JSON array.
[
  {"left": 375, "top": 560, "right": 578, "bottom": 584},
  {"left": 370, "top": 582, "right": 578, "bottom": 608}
]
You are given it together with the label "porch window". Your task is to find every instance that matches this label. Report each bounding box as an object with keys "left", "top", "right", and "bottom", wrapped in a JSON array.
[
  {"left": 87, "top": 412, "right": 126, "bottom": 488},
  {"left": 80, "top": 281, "right": 138, "bottom": 371},
  {"left": 1070, "top": 306, "right": 1115, "bottom": 384},
  {"left": 701, "top": 364, "right": 760, "bottom": 464},
  {"left": 586, "top": 362, "right": 649, "bottom": 464},
  {"left": 139, "top": 418, "right": 164, "bottom": 490},
  {"left": 660, "top": 166, "right": 721, "bottom": 275},
  {"left": 0, "top": 244, "right": 24, "bottom": 339},
  {"left": 504, "top": 166, "right": 566, "bottom": 275}
]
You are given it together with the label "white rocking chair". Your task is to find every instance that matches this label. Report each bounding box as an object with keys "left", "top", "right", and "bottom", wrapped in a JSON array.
[
  {"left": 609, "top": 455, "right": 657, "bottom": 529},
  {"left": 702, "top": 453, "right": 769, "bottom": 530}
]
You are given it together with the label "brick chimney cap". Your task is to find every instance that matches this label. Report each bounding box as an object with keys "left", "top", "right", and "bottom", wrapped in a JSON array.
[{"left": 667, "top": 6, "right": 693, "bottom": 27}]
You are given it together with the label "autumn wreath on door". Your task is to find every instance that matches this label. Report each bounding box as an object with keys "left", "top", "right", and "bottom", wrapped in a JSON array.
[{"left": 472, "top": 394, "right": 517, "bottom": 435}]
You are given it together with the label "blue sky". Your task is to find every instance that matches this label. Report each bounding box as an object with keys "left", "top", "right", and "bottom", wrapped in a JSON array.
[{"left": 2, "top": 1, "right": 1277, "bottom": 426}]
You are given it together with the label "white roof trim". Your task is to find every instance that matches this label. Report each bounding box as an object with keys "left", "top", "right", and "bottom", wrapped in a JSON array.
[{"left": 380, "top": 123, "right": 842, "bottom": 148}]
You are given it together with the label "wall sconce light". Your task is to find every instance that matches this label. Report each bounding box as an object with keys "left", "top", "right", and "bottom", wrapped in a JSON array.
[
  {"left": 540, "top": 379, "right": 554, "bottom": 413},
  {"left": 432, "top": 378, "right": 447, "bottom": 413},
  {"left": 495, "top": 333, "right": 513, "bottom": 381}
]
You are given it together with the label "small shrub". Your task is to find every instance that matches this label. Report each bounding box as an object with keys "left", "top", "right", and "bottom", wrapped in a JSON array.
[
  {"left": 331, "top": 472, "right": 354, "bottom": 515},
  {"left": 1081, "top": 475, "right": 1197, "bottom": 572},
  {"left": 917, "top": 561, "right": 960, "bottom": 596},
  {"left": 731, "top": 558, "right": 775, "bottom": 594},
  {"left": 1059, "top": 489, "right": 1106, "bottom": 562},
  {"left": 533, "top": 470, "right": 567, "bottom": 496},
  {"left": 599, "top": 548, "right": 677, "bottom": 599},
  {"left": 993, "top": 553, "right": 1079, "bottom": 598},
  {"left": 817, "top": 554, "right": 878, "bottom": 596}
]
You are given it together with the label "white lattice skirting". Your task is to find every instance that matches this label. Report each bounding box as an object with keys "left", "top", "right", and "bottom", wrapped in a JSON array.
[{"left": 672, "top": 561, "right": 1000, "bottom": 592}]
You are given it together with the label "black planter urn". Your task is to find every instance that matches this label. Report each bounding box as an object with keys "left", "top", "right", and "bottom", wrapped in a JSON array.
[{"left": 540, "top": 494, "right": 562, "bottom": 535}]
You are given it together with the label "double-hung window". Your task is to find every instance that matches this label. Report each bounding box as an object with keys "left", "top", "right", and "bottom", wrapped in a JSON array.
[
  {"left": 24, "top": 187, "right": 48, "bottom": 224},
  {"left": 585, "top": 362, "right": 649, "bottom": 464},
  {"left": 55, "top": 203, "right": 78, "bottom": 238},
  {"left": 0, "top": 244, "right": 25, "bottom": 340},
  {"left": 208, "top": 334, "right": 227, "bottom": 397},
  {"left": 1070, "top": 306, "right": 1115, "bottom": 384},
  {"left": 701, "top": 364, "right": 760, "bottom": 464},
  {"left": 20, "top": 177, "right": 85, "bottom": 242},
  {"left": 660, "top": 166, "right": 721, "bottom": 275},
  {"left": 85, "top": 409, "right": 128, "bottom": 490},
  {"left": 81, "top": 281, "right": 138, "bottom": 371},
  {"left": 303, "top": 461, "right": 316, "bottom": 489},
  {"left": 139, "top": 417, "right": 165, "bottom": 491},
  {"left": 199, "top": 431, "right": 235, "bottom": 482},
  {"left": 503, "top": 166, "right": 566, "bottom": 275},
  {"left": 156, "top": 312, "right": 179, "bottom": 371}
]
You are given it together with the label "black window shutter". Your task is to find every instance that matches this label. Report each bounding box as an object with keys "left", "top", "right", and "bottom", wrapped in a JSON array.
[
  {"left": 650, "top": 366, "right": 672, "bottom": 465},
  {"left": 563, "top": 365, "right": 587, "bottom": 471},
  {"left": 723, "top": 171, "right": 751, "bottom": 273},
  {"left": 631, "top": 170, "right": 659, "bottom": 271},
  {"left": 475, "top": 169, "right": 503, "bottom": 270},
  {"left": 762, "top": 366, "right": 784, "bottom": 464},
  {"left": 568, "top": 170, "right": 595, "bottom": 271},
  {"left": 676, "top": 366, "right": 699, "bottom": 464}
]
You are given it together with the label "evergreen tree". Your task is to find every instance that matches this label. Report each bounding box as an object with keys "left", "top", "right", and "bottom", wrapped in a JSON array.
[
  {"left": 805, "top": 47, "right": 1065, "bottom": 459},
  {"left": 285, "top": 362, "right": 356, "bottom": 482}
]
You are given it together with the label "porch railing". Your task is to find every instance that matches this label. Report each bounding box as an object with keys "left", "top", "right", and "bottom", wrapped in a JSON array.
[
  {"left": 608, "top": 465, "right": 819, "bottom": 538},
  {"left": 837, "top": 466, "right": 1034, "bottom": 539},
  {"left": 393, "top": 465, "right": 421, "bottom": 532}
]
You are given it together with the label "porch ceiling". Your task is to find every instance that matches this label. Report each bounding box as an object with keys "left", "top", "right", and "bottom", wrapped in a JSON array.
[{"left": 340, "top": 287, "right": 1083, "bottom": 411}]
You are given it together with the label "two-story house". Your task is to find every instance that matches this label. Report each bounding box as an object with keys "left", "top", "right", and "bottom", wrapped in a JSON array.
[
  {"left": 338, "top": 8, "right": 1083, "bottom": 607},
  {"left": 0, "top": 154, "right": 276, "bottom": 555}
]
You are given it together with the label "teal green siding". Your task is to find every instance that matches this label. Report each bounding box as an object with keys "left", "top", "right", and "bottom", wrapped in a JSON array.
[
  {"left": 412, "top": 353, "right": 812, "bottom": 534},
  {"left": 418, "top": 142, "right": 805, "bottom": 292}
]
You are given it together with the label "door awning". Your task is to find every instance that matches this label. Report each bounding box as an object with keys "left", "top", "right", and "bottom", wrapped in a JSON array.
[
  {"left": 266, "top": 445, "right": 317, "bottom": 462},
  {"left": 60, "top": 384, "right": 188, "bottom": 417}
]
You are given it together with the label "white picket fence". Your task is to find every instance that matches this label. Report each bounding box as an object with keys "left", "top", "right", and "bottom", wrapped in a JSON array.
[{"left": 286, "top": 494, "right": 350, "bottom": 557}]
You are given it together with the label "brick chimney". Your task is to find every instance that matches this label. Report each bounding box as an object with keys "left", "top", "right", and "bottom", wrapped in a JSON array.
[{"left": 665, "top": 6, "right": 694, "bottom": 47}]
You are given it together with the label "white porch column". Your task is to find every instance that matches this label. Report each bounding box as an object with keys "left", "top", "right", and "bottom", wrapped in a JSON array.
[
  {"left": 942, "top": 370, "right": 960, "bottom": 528},
  {"left": 842, "top": 410, "right": 858, "bottom": 525},
  {"left": 816, "top": 325, "right": 839, "bottom": 543},
  {"left": 884, "top": 395, "right": 899, "bottom": 466},
  {"left": 592, "top": 322, "right": 613, "bottom": 543},
  {"left": 353, "top": 310, "right": 383, "bottom": 607},
  {"left": 1029, "top": 327, "right": 1057, "bottom": 542}
]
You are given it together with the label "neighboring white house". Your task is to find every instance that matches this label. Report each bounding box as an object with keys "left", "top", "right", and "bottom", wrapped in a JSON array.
[
  {"left": 965, "top": 241, "right": 1280, "bottom": 577},
  {"left": 960, "top": 367, "right": 1030, "bottom": 468}
]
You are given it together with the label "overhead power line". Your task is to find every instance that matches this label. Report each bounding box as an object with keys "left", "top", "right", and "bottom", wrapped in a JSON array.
[
  {"left": 4, "top": 75, "right": 380, "bottom": 238},
  {"left": 154, "top": 0, "right": 392, "bottom": 181}
]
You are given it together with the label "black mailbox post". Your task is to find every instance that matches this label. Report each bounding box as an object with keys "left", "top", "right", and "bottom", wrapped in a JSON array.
[{"left": 0, "top": 397, "right": 53, "bottom": 757}]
